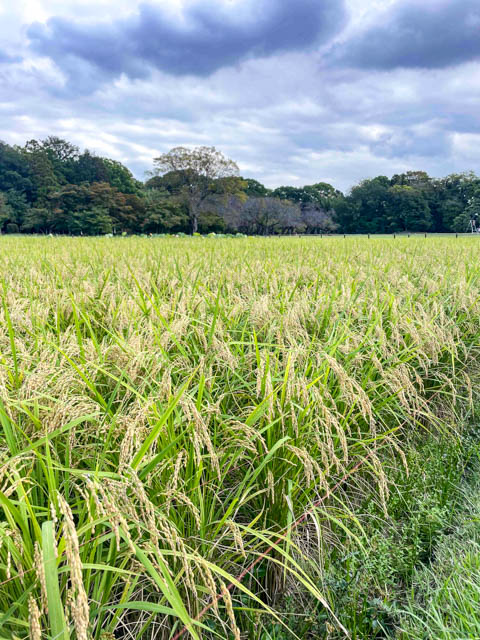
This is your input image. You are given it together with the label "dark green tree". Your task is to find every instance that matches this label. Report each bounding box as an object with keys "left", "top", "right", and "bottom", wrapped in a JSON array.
[
  {"left": 40, "top": 136, "right": 80, "bottom": 184},
  {"left": 21, "top": 207, "right": 52, "bottom": 234},
  {"left": 435, "top": 172, "right": 480, "bottom": 231},
  {"left": 0, "top": 142, "right": 34, "bottom": 201},
  {"left": 451, "top": 211, "right": 472, "bottom": 233},
  {"left": 5, "top": 190, "right": 29, "bottom": 227},
  {"left": 142, "top": 189, "right": 188, "bottom": 233},
  {"left": 23, "top": 141, "right": 60, "bottom": 205},
  {"left": 335, "top": 176, "right": 390, "bottom": 233},
  {"left": 74, "top": 151, "right": 109, "bottom": 184},
  {"left": 0, "top": 192, "right": 14, "bottom": 233},
  {"left": 386, "top": 185, "right": 433, "bottom": 232},
  {"left": 70, "top": 207, "right": 112, "bottom": 235}
]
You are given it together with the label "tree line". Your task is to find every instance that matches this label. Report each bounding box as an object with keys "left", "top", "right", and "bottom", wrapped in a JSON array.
[{"left": 1, "top": 137, "right": 479, "bottom": 235}]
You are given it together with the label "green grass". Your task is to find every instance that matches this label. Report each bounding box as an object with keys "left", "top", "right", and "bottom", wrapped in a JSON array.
[
  {"left": 397, "top": 448, "right": 480, "bottom": 639},
  {"left": 0, "top": 235, "right": 480, "bottom": 639}
]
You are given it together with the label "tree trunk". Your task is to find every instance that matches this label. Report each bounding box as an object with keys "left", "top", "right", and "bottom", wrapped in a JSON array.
[
  {"left": 189, "top": 199, "right": 199, "bottom": 234},
  {"left": 191, "top": 214, "right": 198, "bottom": 234}
]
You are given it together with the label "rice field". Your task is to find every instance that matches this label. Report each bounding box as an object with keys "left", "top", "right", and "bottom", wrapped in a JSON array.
[{"left": 1, "top": 235, "right": 480, "bottom": 639}]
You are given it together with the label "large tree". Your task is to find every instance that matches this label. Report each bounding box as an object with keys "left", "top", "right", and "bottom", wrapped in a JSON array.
[
  {"left": 335, "top": 176, "right": 391, "bottom": 233},
  {"left": 386, "top": 184, "right": 433, "bottom": 232},
  {"left": 151, "top": 146, "right": 240, "bottom": 233},
  {"left": 22, "top": 141, "right": 60, "bottom": 205}
]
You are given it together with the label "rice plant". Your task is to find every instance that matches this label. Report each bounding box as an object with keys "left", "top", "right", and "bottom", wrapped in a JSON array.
[{"left": 1, "top": 235, "right": 479, "bottom": 639}]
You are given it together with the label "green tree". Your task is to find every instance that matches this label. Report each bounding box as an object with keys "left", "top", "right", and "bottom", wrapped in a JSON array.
[
  {"left": 272, "top": 183, "right": 341, "bottom": 233},
  {"left": 41, "top": 136, "right": 79, "bottom": 163},
  {"left": 386, "top": 185, "right": 433, "bottom": 232},
  {"left": 109, "top": 192, "right": 145, "bottom": 234},
  {"left": 271, "top": 185, "right": 308, "bottom": 203},
  {"left": 144, "top": 171, "right": 183, "bottom": 193},
  {"left": 48, "top": 184, "right": 89, "bottom": 233},
  {"left": 74, "top": 151, "right": 109, "bottom": 184},
  {"left": 451, "top": 211, "right": 472, "bottom": 233},
  {"left": 460, "top": 189, "right": 480, "bottom": 233},
  {"left": 198, "top": 210, "right": 226, "bottom": 233},
  {"left": 272, "top": 182, "right": 342, "bottom": 208},
  {"left": 5, "top": 190, "right": 29, "bottom": 226},
  {"left": 142, "top": 189, "right": 188, "bottom": 233},
  {"left": 23, "top": 141, "right": 60, "bottom": 205},
  {"left": 40, "top": 136, "right": 80, "bottom": 184},
  {"left": 71, "top": 206, "right": 112, "bottom": 235},
  {"left": 0, "top": 142, "right": 34, "bottom": 202},
  {"left": 101, "top": 158, "right": 141, "bottom": 194},
  {"left": 335, "top": 176, "right": 390, "bottom": 233},
  {"left": 241, "top": 178, "right": 270, "bottom": 197},
  {"left": 0, "top": 192, "right": 14, "bottom": 232},
  {"left": 152, "top": 146, "right": 240, "bottom": 234},
  {"left": 390, "top": 170, "right": 431, "bottom": 188},
  {"left": 21, "top": 207, "right": 51, "bottom": 233},
  {"left": 434, "top": 172, "right": 480, "bottom": 231}
]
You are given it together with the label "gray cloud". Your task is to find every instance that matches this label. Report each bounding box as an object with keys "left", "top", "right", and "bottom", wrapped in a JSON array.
[
  {"left": 335, "top": 0, "right": 480, "bottom": 70},
  {"left": 1, "top": 0, "right": 480, "bottom": 193},
  {"left": 28, "top": 0, "right": 346, "bottom": 89}
]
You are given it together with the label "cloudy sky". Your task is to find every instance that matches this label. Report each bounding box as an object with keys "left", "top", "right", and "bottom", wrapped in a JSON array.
[{"left": 0, "top": 0, "right": 479, "bottom": 191}]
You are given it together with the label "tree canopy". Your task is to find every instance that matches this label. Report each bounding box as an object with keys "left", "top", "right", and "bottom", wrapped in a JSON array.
[
  {"left": 151, "top": 146, "right": 242, "bottom": 233},
  {"left": 0, "top": 137, "right": 479, "bottom": 235}
]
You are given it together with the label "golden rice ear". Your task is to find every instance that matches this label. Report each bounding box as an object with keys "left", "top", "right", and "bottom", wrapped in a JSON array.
[
  {"left": 220, "top": 581, "right": 241, "bottom": 640},
  {"left": 58, "top": 493, "right": 90, "bottom": 640},
  {"left": 195, "top": 554, "right": 219, "bottom": 613},
  {"left": 34, "top": 542, "right": 48, "bottom": 615},
  {"left": 28, "top": 595, "right": 42, "bottom": 640}
]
